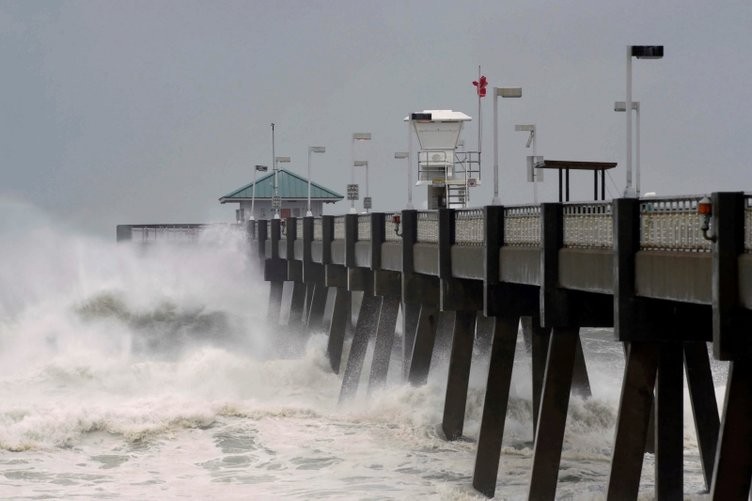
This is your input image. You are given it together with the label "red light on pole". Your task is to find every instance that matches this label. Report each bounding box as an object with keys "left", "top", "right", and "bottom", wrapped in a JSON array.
[{"left": 473, "top": 75, "right": 488, "bottom": 97}]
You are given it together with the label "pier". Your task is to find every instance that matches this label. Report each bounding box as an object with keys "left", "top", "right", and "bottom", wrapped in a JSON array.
[{"left": 118, "top": 191, "right": 752, "bottom": 500}]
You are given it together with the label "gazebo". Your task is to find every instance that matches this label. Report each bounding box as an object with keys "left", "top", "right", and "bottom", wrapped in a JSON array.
[{"left": 219, "top": 168, "right": 344, "bottom": 221}]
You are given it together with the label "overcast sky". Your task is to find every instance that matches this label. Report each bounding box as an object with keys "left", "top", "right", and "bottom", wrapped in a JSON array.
[{"left": 2, "top": 1, "right": 751, "bottom": 236}]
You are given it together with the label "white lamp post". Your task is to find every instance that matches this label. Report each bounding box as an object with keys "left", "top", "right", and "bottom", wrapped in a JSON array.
[
  {"left": 514, "top": 124, "right": 538, "bottom": 203},
  {"left": 395, "top": 152, "right": 410, "bottom": 209},
  {"left": 250, "top": 164, "right": 268, "bottom": 220},
  {"left": 354, "top": 160, "right": 369, "bottom": 212},
  {"left": 492, "top": 87, "right": 522, "bottom": 205},
  {"left": 624, "top": 45, "right": 663, "bottom": 197},
  {"left": 615, "top": 101, "right": 641, "bottom": 196},
  {"left": 351, "top": 133, "right": 371, "bottom": 213},
  {"left": 273, "top": 155, "right": 290, "bottom": 219},
  {"left": 307, "top": 146, "right": 325, "bottom": 217}
]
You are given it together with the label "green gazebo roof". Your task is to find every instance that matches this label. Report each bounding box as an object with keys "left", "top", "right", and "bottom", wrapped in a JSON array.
[{"left": 219, "top": 169, "right": 343, "bottom": 203}]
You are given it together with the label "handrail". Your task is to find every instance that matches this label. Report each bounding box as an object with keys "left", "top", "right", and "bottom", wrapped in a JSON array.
[
  {"left": 455, "top": 208, "right": 484, "bottom": 246},
  {"left": 639, "top": 196, "right": 710, "bottom": 252},
  {"left": 503, "top": 205, "right": 541, "bottom": 247},
  {"left": 333, "top": 215, "right": 346, "bottom": 240},
  {"left": 416, "top": 211, "right": 439, "bottom": 243},
  {"left": 563, "top": 202, "right": 613, "bottom": 249},
  {"left": 358, "top": 214, "right": 372, "bottom": 241},
  {"left": 313, "top": 218, "right": 323, "bottom": 241}
]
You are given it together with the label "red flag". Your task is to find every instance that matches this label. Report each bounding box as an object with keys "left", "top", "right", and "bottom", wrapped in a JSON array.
[{"left": 472, "top": 75, "right": 488, "bottom": 97}]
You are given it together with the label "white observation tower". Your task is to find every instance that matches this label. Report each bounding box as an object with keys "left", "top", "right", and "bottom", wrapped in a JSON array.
[{"left": 408, "top": 110, "right": 480, "bottom": 209}]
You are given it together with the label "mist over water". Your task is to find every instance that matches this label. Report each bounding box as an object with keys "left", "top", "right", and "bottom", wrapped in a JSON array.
[{"left": 0, "top": 198, "right": 720, "bottom": 499}]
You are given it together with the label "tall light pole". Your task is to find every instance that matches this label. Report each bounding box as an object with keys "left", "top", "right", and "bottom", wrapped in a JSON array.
[
  {"left": 274, "top": 156, "right": 290, "bottom": 219},
  {"left": 395, "top": 152, "right": 410, "bottom": 209},
  {"left": 351, "top": 133, "right": 371, "bottom": 213},
  {"left": 515, "top": 124, "right": 538, "bottom": 203},
  {"left": 625, "top": 45, "right": 663, "bottom": 197},
  {"left": 492, "top": 87, "right": 522, "bottom": 205},
  {"left": 354, "top": 160, "right": 369, "bottom": 212},
  {"left": 615, "top": 101, "right": 641, "bottom": 196},
  {"left": 406, "top": 117, "right": 414, "bottom": 209},
  {"left": 271, "top": 123, "right": 277, "bottom": 218},
  {"left": 250, "top": 164, "right": 268, "bottom": 220},
  {"left": 307, "top": 146, "right": 325, "bottom": 217}
]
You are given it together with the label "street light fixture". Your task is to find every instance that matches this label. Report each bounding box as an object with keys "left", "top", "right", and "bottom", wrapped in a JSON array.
[
  {"left": 624, "top": 45, "right": 663, "bottom": 197},
  {"left": 394, "top": 152, "right": 410, "bottom": 209},
  {"left": 351, "top": 133, "right": 372, "bottom": 213},
  {"left": 307, "top": 146, "right": 325, "bottom": 217},
  {"left": 615, "top": 101, "right": 641, "bottom": 196},
  {"left": 492, "top": 87, "right": 523, "bottom": 205},
  {"left": 273, "top": 155, "right": 291, "bottom": 219},
  {"left": 354, "top": 160, "right": 369, "bottom": 212},
  {"left": 250, "top": 164, "right": 268, "bottom": 220},
  {"left": 515, "top": 124, "right": 541, "bottom": 203}
]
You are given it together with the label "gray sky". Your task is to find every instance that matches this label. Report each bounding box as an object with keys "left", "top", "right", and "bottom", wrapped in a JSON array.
[{"left": 2, "top": 0, "right": 751, "bottom": 236}]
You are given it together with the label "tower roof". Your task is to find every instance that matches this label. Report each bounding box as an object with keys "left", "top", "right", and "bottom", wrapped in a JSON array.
[{"left": 219, "top": 168, "right": 344, "bottom": 203}]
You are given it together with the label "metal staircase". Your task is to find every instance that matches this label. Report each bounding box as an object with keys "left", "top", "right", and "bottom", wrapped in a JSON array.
[{"left": 446, "top": 182, "right": 467, "bottom": 208}]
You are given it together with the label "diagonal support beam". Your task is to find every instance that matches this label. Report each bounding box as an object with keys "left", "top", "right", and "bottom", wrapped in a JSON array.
[
  {"left": 407, "top": 304, "right": 439, "bottom": 386},
  {"left": 711, "top": 361, "right": 752, "bottom": 500},
  {"left": 441, "top": 310, "right": 477, "bottom": 440},
  {"left": 607, "top": 342, "right": 658, "bottom": 500},
  {"left": 472, "top": 314, "right": 520, "bottom": 498},
  {"left": 528, "top": 326, "right": 579, "bottom": 501},
  {"left": 339, "top": 293, "right": 381, "bottom": 403},
  {"left": 684, "top": 341, "right": 719, "bottom": 491},
  {"left": 367, "top": 297, "right": 400, "bottom": 394}
]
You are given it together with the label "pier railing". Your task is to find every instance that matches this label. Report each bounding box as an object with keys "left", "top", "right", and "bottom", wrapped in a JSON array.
[
  {"left": 639, "top": 195, "right": 711, "bottom": 252},
  {"left": 416, "top": 211, "right": 439, "bottom": 243},
  {"left": 503, "top": 205, "right": 542, "bottom": 247},
  {"left": 563, "top": 202, "right": 613, "bottom": 249},
  {"left": 121, "top": 195, "right": 734, "bottom": 255},
  {"left": 333, "top": 215, "right": 346, "bottom": 240},
  {"left": 116, "top": 223, "right": 242, "bottom": 243},
  {"left": 455, "top": 208, "right": 484, "bottom": 246},
  {"left": 313, "top": 218, "right": 323, "bottom": 241},
  {"left": 357, "top": 214, "right": 371, "bottom": 241}
]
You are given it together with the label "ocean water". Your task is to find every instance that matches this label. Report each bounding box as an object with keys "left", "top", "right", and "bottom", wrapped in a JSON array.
[{"left": 0, "top": 199, "right": 722, "bottom": 500}]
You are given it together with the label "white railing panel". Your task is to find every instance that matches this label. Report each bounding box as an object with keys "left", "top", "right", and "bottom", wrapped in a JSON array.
[
  {"left": 333, "top": 216, "right": 346, "bottom": 240},
  {"left": 313, "top": 218, "right": 323, "bottom": 241},
  {"left": 358, "top": 215, "right": 372, "bottom": 241},
  {"left": 504, "top": 206, "right": 541, "bottom": 246},
  {"left": 640, "top": 196, "right": 710, "bottom": 252},
  {"left": 455, "top": 209, "right": 484, "bottom": 246},
  {"left": 563, "top": 202, "right": 613, "bottom": 249},
  {"left": 416, "top": 211, "right": 439, "bottom": 243}
]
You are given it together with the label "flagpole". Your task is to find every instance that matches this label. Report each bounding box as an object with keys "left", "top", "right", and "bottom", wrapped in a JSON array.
[{"left": 477, "top": 65, "right": 482, "bottom": 165}]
